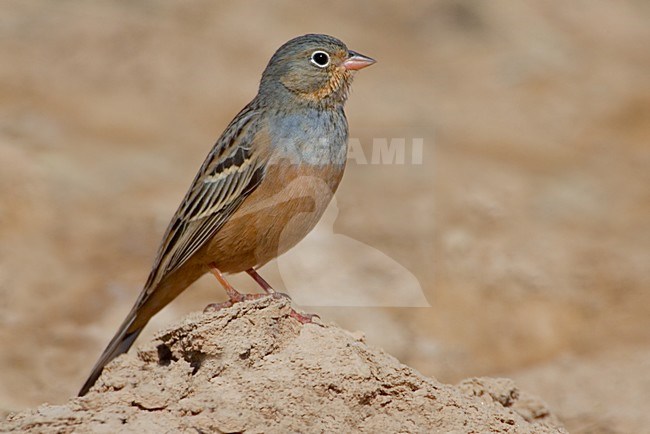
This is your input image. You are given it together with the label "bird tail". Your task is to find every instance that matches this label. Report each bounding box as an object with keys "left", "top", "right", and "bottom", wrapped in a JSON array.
[
  {"left": 77, "top": 306, "right": 144, "bottom": 396},
  {"left": 78, "top": 267, "right": 202, "bottom": 396}
]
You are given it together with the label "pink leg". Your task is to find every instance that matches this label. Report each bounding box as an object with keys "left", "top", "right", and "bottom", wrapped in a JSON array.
[
  {"left": 245, "top": 267, "right": 320, "bottom": 325},
  {"left": 204, "top": 263, "right": 268, "bottom": 312},
  {"left": 209, "top": 263, "right": 244, "bottom": 301},
  {"left": 246, "top": 268, "right": 276, "bottom": 294}
]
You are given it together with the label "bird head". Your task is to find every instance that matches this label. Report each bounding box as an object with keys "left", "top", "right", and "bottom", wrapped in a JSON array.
[{"left": 259, "top": 34, "right": 375, "bottom": 108}]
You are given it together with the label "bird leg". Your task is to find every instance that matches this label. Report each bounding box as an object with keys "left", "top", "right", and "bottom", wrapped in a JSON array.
[
  {"left": 209, "top": 263, "right": 245, "bottom": 302},
  {"left": 203, "top": 263, "right": 286, "bottom": 309},
  {"left": 245, "top": 267, "right": 321, "bottom": 324},
  {"left": 245, "top": 268, "right": 276, "bottom": 294},
  {"left": 203, "top": 263, "right": 268, "bottom": 311},
  {"left": 205, "top": 264, "right": 318, "bottom": 324}
]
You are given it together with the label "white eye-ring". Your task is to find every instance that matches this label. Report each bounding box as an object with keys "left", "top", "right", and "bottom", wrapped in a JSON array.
[{"left": 310, "top": 50, "right": 330, "bottom": 68}]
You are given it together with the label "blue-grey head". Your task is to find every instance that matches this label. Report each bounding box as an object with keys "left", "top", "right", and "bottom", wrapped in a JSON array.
[{"left": 258, "top": 34, "right": 375, "bottom": 108}]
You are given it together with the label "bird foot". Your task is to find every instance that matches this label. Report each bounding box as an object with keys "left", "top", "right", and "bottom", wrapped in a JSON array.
[
  {"left": 204, "top": 292, "right": 320, "bottom": 325},
  {"left": 203, "top": 292, "right": 267, "bottom": 312},
  {"left": 268, "top": 292, "right": 320, "bottom": 323},
  {"left": 205, "top": 265, "right": 319, "bottom": 324},
  {"left": 289, "top": 309, "right": 320, "bottom": 324}
]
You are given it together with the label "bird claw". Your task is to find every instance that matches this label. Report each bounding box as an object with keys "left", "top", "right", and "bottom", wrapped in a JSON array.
[
  {"left": 203, "top": 292, "right": 267, "bottom": 313},
  {"left": 255, "top": 291, "right": 320, "bottom": 325},
  {"left": 269, "top": 291, "right": 292, "bottom": 301},
  {"left": 204, "top": 294, "right": 320, "bottom": 326},
  {"left": 205, "top": 265, "right": 318, "bottom": 324},
  {"left": 203, "top": 300, "right": 234, "bottom": 312},
  {"left": 289, "top": 309, "right": 321, "bottom": 325}
]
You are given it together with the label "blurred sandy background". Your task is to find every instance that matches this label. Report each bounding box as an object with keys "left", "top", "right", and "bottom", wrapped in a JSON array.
[{"left": 1, "top": 1, "right": 649, "bottom": 432}]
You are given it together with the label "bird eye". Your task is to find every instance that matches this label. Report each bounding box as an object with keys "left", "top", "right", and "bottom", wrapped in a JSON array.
[{"left": 310, "top": 50, "right": 330, "bottom": 68}]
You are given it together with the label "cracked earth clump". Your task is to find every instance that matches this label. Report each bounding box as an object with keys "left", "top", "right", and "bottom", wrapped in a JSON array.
[{"left": 3, "top": 298, "right": 566, "bottom": 433}]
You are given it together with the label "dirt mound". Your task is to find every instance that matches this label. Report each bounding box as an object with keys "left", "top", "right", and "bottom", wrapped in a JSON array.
[{"left": 3, "top": 298, "right": 565, "bottom": 433}]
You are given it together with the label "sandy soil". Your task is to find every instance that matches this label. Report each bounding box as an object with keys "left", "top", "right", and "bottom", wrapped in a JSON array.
[
  {"left": 2, "top": 298, "right": 566, "bottom": 433},
  {"left": 1, "top": 1, "right": 649, "bottom": 433}
]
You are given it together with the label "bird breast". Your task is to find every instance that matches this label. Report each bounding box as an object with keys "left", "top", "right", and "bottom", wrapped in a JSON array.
[
  {"left": 267, "top": 108, "right": 348, "bottom": 166},
  {"left": 201, "top": 108, "right": 349, "bottom": 273}
]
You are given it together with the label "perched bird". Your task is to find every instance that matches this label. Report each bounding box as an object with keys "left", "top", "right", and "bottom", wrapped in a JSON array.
[{"left": 78, "top": 34, "right": 375, "bottom": 396}]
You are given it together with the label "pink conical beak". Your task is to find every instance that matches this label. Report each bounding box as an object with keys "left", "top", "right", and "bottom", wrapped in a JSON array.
[{"left": 342, "top": 50, "right": 376, "bottom": 71}]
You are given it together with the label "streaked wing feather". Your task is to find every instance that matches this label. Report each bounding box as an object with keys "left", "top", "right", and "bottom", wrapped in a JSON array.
[
  {"left": 167, "top": 162, "right": 262, "bottom": 269},
  {"left": 142, "top": 103, "right": 265, "bottom": 293}
]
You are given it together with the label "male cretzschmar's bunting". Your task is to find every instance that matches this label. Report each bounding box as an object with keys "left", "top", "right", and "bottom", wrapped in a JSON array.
[{"left": 78, "top": 34, "right": 375, "bottom": 396}]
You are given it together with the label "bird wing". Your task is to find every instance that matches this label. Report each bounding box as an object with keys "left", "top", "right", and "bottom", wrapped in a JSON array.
[{"left": 142, "top": 103, "right": 266, "bottom": 294}]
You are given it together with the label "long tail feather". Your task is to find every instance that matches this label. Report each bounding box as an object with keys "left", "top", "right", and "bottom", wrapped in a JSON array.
[
  {"left": 78, "top": 265, "right": 203, "bottom": 396},
  {"left": 78, "top": 309, "right": 144, "bottom": 396}
]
